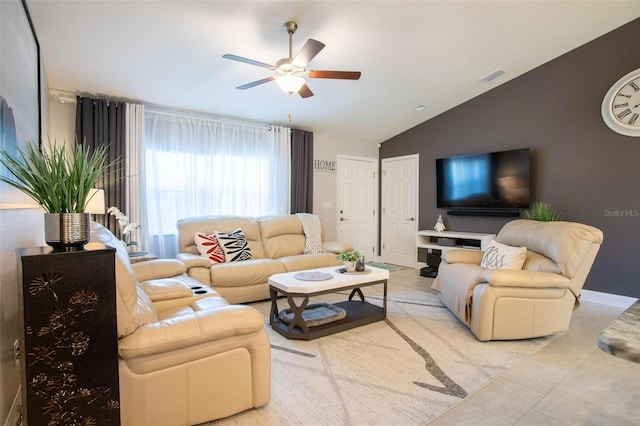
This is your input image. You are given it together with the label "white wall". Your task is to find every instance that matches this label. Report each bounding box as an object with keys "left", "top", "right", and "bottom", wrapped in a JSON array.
[
  {"left": 48, "top": 99, "right": 75, "bottom": 145},
  {"left": 0, "top": 208, "right": 45, "bottom": 417}
]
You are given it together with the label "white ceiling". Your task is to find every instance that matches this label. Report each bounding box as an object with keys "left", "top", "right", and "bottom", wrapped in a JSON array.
[{"left": 28, "top": 1, "right": 640, "bottom": 145}]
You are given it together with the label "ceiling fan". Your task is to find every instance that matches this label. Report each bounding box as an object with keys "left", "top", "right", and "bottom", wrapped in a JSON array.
[{"left": 222, "top": 21, "right": 361, "bottom": 98}]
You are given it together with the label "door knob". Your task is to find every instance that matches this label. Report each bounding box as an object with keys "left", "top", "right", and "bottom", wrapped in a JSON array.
[
  {"left": 340, "top": 217, "right": 348, "bottom": 221},
  {"left": 405, "top": 217, "right": 415, "bottom": 221}
]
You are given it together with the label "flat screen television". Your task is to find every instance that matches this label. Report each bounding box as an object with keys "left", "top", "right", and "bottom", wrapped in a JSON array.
[{"left": 436, "top": 148, "right": 530, "bottom": 210}]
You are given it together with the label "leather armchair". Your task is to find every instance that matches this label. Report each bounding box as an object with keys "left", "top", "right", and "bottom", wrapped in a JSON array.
[
  {"left": 432, "top": 219, "right": 603, "bottom": 341},
  {"left": 89, "top": 222, "right": 270, "bottom": 425}
]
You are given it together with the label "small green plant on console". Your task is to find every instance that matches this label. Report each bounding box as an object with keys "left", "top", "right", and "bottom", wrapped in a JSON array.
[
  {"left": 524, "top": 202, "right": 563, "bottom": 221},
  {"left": 337, "top": 250, "right": 361, "bottom": 262}
]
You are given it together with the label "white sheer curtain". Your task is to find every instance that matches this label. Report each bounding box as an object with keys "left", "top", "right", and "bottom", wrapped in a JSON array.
[
  {"left": 143, "top": 109, "right": 291, "bottom": 258},
  {"left": 124, "top": 103, "right": 145, "bottom": 250}
]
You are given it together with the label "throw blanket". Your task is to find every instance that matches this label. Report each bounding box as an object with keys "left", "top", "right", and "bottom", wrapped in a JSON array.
[
  {"left": 432, "top": 268, "right": 482, "bottom": 325},
  {"left": 296, "top": 213, "right": 325, "bottom": 254}
]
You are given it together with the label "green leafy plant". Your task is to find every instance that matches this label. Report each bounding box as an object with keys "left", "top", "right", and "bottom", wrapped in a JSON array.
[
  {"left": 337, "top": 250, "right": 361, "bottom": 262},
  {"left": 0, "top": 142, "right": 112, "bottom": 213},
  {"left": 524, "top": 202, "right": 563, "bottom": 221}
]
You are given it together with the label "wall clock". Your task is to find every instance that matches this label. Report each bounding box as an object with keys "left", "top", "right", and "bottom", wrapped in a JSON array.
[{"left": 601, "top": 68, "right": 640, "bottom": 137}]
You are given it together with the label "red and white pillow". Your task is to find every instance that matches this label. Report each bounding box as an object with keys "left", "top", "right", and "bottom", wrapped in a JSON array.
[{"left": 194, "top": 232, "right": 226, "bottom": 263}]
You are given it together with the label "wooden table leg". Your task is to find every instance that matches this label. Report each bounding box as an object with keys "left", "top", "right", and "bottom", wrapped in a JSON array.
[
  {"left": 269, "top": 286, "right": 279, "bottom": 326},
  {"left": 348, "top": 288, "right": 365, "bottom": 301},
  {"left": 383, "top": 280, "right": 387, "bottom": 316},
  {"left": 286, "top": 295, "right": 310, "bottom": 336}
]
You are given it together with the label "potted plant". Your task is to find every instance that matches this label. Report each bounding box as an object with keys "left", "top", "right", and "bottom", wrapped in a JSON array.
[
  {"left": 337, "top": 250, "right": 361, "bottom": 272},
  {"left": 0, "top": 141, "right": 112, "bottom": 250},
  {"left": 524, "top": 202, "right": 563, "bottom": 221}
]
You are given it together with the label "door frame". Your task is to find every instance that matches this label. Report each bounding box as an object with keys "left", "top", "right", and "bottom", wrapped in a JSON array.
[
  {"left": 336, "top": 154, "right": 379, "bottom": 260},
  {"left": 381, "top": 154, "right": 419, "bottom": 268}
]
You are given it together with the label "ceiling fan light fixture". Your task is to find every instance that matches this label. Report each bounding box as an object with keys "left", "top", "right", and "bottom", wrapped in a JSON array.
[
  {"left": 277, "top": 75, "right": 305, "bottom": 94},
  {"left": 222, "top": 21, "right": 360, "bottom": 98}
]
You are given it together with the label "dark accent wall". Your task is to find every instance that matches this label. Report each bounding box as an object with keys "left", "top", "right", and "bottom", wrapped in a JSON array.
[{"left": 380, "top": 19, "right": 640, "bottom": 298}]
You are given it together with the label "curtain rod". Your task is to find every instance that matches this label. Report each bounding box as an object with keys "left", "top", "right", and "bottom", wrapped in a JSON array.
[
  {"left": 145, "top": 105, "right": 274, "bottom": 130},
  {"left": 50, "top": 88, "right": 136, "bottom": 105},
  {"left": 50, "top": 88, "right": 277, "bottom": 131}
]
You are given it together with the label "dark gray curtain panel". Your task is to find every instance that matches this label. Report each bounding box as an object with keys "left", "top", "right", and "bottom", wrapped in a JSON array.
[
  {"left": 290, "top": 129, "right": 313, "bottom": 213},
  {"left": 75, "top": 96, "right": 126, "bottom": 236}
]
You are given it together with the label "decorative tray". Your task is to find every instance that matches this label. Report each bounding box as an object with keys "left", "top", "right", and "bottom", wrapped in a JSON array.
[
  {"left": 335, "top": 268, "right": 372, "bottom": 275},
  {"left": 294, "top": 271, "right": 333, "bottom": 281}
]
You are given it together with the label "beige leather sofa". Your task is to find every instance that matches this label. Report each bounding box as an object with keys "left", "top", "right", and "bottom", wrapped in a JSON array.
[
  {"left": 432, "top": 219, "right": 603, "bottom": 341},
  {"left": 176, "top": 214, "right": 352, "bottom": 303},
  {"left": 89, "top": 222, "right": 270, "bottom": 425}
]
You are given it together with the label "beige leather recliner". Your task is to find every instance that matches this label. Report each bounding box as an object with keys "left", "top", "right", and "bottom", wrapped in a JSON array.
[
  {"left": 432, "top": 219, "right": 603, "bottom": 341},
  {"left": 89, "top": 222, "right": 270, "bottom": 425}
]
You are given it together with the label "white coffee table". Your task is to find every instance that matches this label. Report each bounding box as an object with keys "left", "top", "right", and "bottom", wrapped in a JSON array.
[{"left": 268, "top": 265, "right": 389, "bottom": 340}]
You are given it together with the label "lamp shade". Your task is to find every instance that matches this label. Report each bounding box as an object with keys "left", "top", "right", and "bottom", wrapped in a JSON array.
[
  {"left": 276, "top": 75, "right": 305, "bottom": 93},
  {"left": 85, "top": 188, "right": 106, "bottom": 214}
]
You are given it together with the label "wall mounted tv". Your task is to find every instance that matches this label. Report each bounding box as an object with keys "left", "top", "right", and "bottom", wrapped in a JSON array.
[{"left": 436, "top": 148, "right": 530, "bottom": 214}]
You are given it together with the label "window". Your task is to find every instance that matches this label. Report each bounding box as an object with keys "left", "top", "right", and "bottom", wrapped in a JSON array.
[{"left": 142, "top": 110, "right": 290, "bottom": 257}]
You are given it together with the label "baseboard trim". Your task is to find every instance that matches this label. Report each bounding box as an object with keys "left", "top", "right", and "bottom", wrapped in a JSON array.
[
  {"left": 581, "top": 289, "right": 638, "bottom": 309},
  {"left": 4, "top": 386, "right": 21, "bottom": 426}
]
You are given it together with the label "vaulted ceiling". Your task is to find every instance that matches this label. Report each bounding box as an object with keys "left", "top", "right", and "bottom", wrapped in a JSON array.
[{"left": 28, "top": 1, "right": 640, "bottom": 145}]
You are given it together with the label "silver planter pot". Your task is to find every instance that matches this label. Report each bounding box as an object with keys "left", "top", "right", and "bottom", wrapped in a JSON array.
[{"left": 44, "top": 213, "right": 91, "bottom": 251}]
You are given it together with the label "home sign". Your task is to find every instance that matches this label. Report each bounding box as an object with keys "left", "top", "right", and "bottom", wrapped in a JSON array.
[{"left": 314, "top": 159, "right": 336, "bottom": 173}]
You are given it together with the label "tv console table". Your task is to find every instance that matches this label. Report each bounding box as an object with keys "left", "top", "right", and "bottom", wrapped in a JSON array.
[
  {"left": 416, "top": 230, "right": 495, "bottom": 276},
  {"left": 416, "top": 230, "right": 495, "bottom": 253}
]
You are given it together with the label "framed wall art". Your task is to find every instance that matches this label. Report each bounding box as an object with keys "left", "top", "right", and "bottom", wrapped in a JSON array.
[{"left": 0, "top": 0, "right": 41, "bottom": 207}]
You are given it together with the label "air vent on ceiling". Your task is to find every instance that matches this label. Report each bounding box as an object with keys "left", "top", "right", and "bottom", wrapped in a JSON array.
[{"left": 479, "top": 69, "right": 505, "bottom": 83}]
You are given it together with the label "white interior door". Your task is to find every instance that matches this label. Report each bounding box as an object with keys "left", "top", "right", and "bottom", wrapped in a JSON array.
[
  {"left": 336, "top": 155, "right": 377, "bottom": 261},
  {"left": 381, "top": 155, "right": 419, "bottom": 268}
]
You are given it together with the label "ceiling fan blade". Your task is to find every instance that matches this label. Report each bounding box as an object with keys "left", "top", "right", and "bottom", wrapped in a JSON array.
[
  {"left": 309, "top": 70, "right": 361, "bottom": 80},
  {"left": 292, "top": 39, "right": 325, "bottom": 67},
  {"left": 298, "top": 84, "right": 314, "bottom": 98},
  {"left": 236, "top": 76, "right": 276, "bottom": 90},
  {"left": 222, "top": 54, "right": 276, "bottom": 70}
]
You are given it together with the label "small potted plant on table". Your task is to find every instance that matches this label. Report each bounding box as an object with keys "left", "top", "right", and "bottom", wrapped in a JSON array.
[{"left": 337, "top": 250, "right": 361, "bottom": 272}]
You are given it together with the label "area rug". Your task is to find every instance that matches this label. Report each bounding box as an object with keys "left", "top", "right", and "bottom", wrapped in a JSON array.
[
  {"left": 366, "top": 261, "right": 406, "bottom": 271},
  {"left": 209, "top": 273, "right": 556, "bottom": 425}
]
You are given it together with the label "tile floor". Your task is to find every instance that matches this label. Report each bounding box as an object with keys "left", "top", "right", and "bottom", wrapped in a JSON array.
[{"left": 403, "top": 267, "right": 640, "bottom": 426}]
